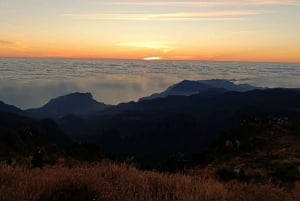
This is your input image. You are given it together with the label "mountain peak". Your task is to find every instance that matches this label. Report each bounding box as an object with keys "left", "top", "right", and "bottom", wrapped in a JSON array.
[
  {"left": 26, "top": 92, "right": 109, "bottom": 119},
  {"left": 139, "top": 79, "right": 259, "bottom": 101},
  {"left": 57, "top": 92, "right": 93, "bottom": 99},
  {"left": 46, "top": 92, "right": 94, "bottom": 106},
  {"left": 200, "top": 79, "right": 258, "bottom": 92}
]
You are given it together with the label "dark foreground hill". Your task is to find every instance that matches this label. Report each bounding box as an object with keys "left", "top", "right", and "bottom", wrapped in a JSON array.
[
  {"left": 0, "top": 112, "right": 70, "bottom": 162},
  {"left": 188, "top": 117, "right": 300, "bottom": 183},
  {"left": 0, "top": 112, "right": 105, "bottom": 164},
  {"left": 58, "top": 88, "right": 300, "bottom": 168}
]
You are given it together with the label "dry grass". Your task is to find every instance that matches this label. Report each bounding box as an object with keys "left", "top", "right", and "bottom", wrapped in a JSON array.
[{"left": 0, "top": 163, "right": 299, "bottom": 201}]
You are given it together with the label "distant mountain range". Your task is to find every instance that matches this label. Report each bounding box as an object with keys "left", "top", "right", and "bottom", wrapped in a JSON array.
[
  {"left": 139, "top": 79, "right": 260, "bottom": 101},
  {"left": 0, "top": 79, "right": 260, "bottom": 120}
]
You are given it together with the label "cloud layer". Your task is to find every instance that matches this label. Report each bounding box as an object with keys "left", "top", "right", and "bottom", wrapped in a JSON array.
[
  {"left": 65, "top": 10, "right": 261, "bottom": 21},
  {"left": 0, "top": 40, "right": 15, "bottom": 46},
  {"left": 108, "top": 0, "right": 300, "bottom": 7},
  {"left": 64, "top": 0, "right": 297, "bottom": 22}
]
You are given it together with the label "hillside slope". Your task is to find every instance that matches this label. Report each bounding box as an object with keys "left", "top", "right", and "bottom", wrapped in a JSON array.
[
  {"left": 190, "top": 117, "right": 300, "bottom": 182},
  {"left": 0, "top": 112, "right": 70, "bottom": 161},
  {"left": 0, "top": 101, "right": 24, "bottom": 115}
]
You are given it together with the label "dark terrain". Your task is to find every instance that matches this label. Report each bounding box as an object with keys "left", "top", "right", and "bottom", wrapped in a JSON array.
[{"left": 0, "top": 79, "right": 299, "bottom": 178}]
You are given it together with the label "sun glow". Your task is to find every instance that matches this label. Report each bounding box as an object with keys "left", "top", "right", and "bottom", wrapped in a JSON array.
[
  {"left": 117, "top": 41, "right": 175, "bottom": 53},
  {"left": 143, "top": 57, "right": 162, "bottom": 60},
  {"left": 0, "top": 1, "right": 299, "bottom": 62}
]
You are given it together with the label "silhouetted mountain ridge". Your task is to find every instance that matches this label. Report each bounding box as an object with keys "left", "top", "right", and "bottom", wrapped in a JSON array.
[
  {"left": 1, "top": 80, "right": 300, "bottom": 168},
  {"left": 57, "top": 88, "right": 300, "bottom": 168},
  {"left": 139, "top": 79, "right": 259, "bottom": 101},
  {"left": 26, "top": 92, "right": 109, "bottom": 119},
  {"left": 0, "top": 101, "right": 24, "bottom": 115}
]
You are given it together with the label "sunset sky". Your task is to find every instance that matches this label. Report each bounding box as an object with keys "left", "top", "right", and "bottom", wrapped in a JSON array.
[{"left": 0, "top": 0, "right": 300, "bottom": 62}]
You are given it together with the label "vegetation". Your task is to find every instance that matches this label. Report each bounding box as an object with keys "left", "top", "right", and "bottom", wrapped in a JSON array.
[
  {"left": 1, "top": 88, "right": 300, "bottom": 201},
  {"left": 0, "top": 162, "right": 299, "bottom": 201},
  {"left": 190, "top": 117, "right": 300, "bottom": 184}
]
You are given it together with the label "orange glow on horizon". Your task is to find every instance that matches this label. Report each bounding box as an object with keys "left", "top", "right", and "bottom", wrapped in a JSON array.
[
  {"left": 143, "top": 57, "right": 162, "bottom": 61},
  {"left": 0, "top": 42, "right": 299, "bottom": 63},
  {"left": 1, "top": 51, "right": 300, "bottom": 63},
  {"left": 0, "top": 1, "right": 299, "bottom": 63}
]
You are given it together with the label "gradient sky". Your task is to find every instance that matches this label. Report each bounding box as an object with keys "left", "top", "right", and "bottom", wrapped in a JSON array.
[{"left": 0, "top": 0, "right": 300, "bottom": 62}]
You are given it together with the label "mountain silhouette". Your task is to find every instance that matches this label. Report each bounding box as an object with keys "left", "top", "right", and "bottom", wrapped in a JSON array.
[
  {"left": 0, "top": 101, "right": 24, "bottom": 115},
  {"left": 57, "top": 88, "right": 300, "bottom": 167},
  {"left": 0, "top": 80, "right": 300, "bottom": 168},
  {"left": 200, "top": 79, "right": 259, "bottom": 91},
  {"left": 26, "top": 92, "right": 109, "bottom": 119},
  {"left": 139, "top": 79, "right": 259, "bottom": 101}
]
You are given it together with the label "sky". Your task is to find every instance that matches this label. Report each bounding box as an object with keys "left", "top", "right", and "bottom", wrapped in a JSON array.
[{"left": 0, "top": 0, "right": 300, "bottom": 62}]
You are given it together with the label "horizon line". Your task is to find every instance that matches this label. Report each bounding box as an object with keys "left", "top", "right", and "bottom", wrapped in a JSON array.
[{"left": 0, "top": 56, "right": 299, "bottom": 64}]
